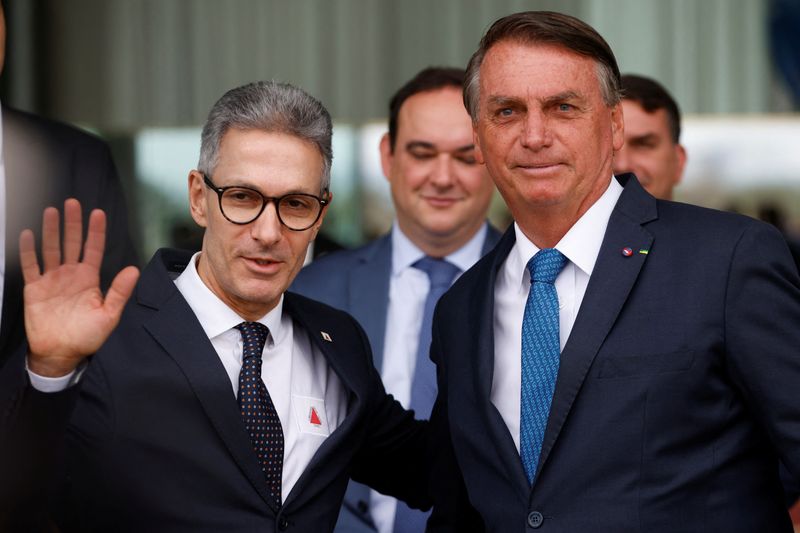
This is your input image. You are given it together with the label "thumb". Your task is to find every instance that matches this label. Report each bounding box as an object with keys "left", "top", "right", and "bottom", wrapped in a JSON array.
[{"left": 103, "top": 266, "right": 140, "bottom": 320}]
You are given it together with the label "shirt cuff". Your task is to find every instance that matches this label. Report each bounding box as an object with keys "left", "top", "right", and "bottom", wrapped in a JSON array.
[{"left": 25, "top": 358, "right": 85, "bottom": 393}]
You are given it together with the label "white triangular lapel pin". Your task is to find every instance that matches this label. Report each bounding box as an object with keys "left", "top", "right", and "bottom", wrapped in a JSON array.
[{"left": 321, "top": 331, "right": 333, "bottom": 342}]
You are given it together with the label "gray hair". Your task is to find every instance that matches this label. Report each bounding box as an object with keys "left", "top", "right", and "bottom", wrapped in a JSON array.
[
  {"left": 198, "top": 81, "right": 333, "bottom": 192},
  {"left": 464, "top": 11, "right": 622, "bottom": 122}
]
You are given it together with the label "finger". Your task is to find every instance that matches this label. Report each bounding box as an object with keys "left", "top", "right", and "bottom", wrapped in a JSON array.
[
  {"left": 82, "top": 209, "right": 107, "bottom": 270},
  {"left": 41, "top": 207, "right": 61, "bottom": 272},
  {"left": 62, "top": 199, "right": 83, "bottom": 264},
  {"left": 19, "top": 229, "right": 42, "bottom": 284},
  {"left": 102, "top": 266, "right": 140, "bottom": 321}
]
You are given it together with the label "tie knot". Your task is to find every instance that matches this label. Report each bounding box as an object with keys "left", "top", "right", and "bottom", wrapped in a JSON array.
[
  {"left": 413, "top": 256, "right": 461, "bottom": 289},
  {"left": 235, "top": 321, "right": 270, "bottom": 358},
  {"left": 527, "top": 248, "right": 567, "bottom": 284}
]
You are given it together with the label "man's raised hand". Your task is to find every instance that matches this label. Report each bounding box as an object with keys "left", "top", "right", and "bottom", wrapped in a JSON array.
[{"left": 19, "top": 199, "right": 140, "bottom": 377}]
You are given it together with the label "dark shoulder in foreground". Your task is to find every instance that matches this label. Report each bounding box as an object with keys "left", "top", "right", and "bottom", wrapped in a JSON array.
[{"left": 3, "top": 105, "right": 111, "bottom": 151}]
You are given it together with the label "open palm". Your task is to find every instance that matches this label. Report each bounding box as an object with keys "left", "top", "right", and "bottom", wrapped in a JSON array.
[{"left": 20, "top": 199, "right": 139, "bottom": 377}]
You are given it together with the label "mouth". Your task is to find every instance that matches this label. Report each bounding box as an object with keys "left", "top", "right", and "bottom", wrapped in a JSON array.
[
  {"left": 512, "top": 162, "right": 565, "bottom": 177},
  {"left": 242, "top": 256, "right": 284, "bottom": 273},
  {"left": 422, "top": 196, "right": 462, "bottom": 208}
]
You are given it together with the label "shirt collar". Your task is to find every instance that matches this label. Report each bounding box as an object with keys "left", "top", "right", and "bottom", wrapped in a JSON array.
[
  {"left": 510, "top": 176, "right": 624, "bottom": 283},
  {"left": 390, "top": 222, "right": 488, "bottom": 276},
  {"left": 174, "top": 251, "right": 284, "bottom": 347}
]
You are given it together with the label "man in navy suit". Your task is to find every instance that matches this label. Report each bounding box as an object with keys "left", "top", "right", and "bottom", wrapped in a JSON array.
[
  {"left": 17, "top": 81, "right": 429, "bottom": 532},
  {"left": 428, "top": 11, "right": 800, "bottom": 532},
  {"left": 293, "top": 67, "right": 499, "bottom": 533}
]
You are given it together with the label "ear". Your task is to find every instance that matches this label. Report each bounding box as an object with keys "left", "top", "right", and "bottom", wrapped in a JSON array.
[
  {"left": 379, "top": 133, "right": 394, "bottom": 182},
  {"left": 188, "top": 170, "right": 209, "bottom": 228},
  {"left": 674, "top": 144, "right": 687, "bottom": 185},
  {"left": 473, "top": 126, "right": 485, "bottom": 165},
  {"left": 611, "top": 103, "right": 625, "bottom": 152}
]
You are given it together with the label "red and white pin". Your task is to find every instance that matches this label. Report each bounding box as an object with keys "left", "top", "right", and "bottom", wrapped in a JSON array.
[
  {"left": 621, "top": 247, "right": 633, "bottom": 257},
  {"left": 309, "top": 407, "right": 322, "bottom": 426}
]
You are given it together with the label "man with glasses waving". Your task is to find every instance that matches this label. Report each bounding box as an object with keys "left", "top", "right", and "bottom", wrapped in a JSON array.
[{"left": 16, "top": 81, "right": 430, "bottom": 532}]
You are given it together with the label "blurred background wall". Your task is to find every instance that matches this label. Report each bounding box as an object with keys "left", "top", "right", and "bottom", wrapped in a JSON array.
[{"left": 2, "top": 0, "right": 798, "bottom": 259}]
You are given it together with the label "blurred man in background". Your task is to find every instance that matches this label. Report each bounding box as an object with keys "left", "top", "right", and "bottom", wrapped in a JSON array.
[{"left": 612, "top": 74, "right": 686, "bottom": 200}]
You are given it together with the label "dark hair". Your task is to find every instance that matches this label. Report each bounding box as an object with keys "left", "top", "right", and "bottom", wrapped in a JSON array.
[
  {"left": 621, "top": 74, "right": 682, "bottom": 143},
  {"left": 464, "top": 11, "right": 621, "bottom": 121},
  {"left": 199, "top": 81, "right": 333, "bottom": 192},
  {"left": 387, "top": 66, "right": 465, "bottom": 151}
]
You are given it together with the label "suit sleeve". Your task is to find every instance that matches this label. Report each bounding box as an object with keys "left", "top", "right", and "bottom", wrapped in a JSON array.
[
  {"left": 426, "top": 309, "right": 485, "bottom": 533},
  {"left": 0, "top": 345, "right": 80, "bottom": 530},
  {"left": 346, "top": 318, "right": 432, "bottom": 511},
  {"left": 724, "top": 222, "right": 800, "bottom": 479}
]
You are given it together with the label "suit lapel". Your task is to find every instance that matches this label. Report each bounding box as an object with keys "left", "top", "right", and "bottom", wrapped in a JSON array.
[
  {"left": 347, "top": 235, "right": 391, "bottom": 368},
  {"left": 138, "top": 250, "right": 279, "bottom": 512},
  {"left": 536, "top": 176, "right": 657, "bottom": 479},
  {"left": 467, "top": 228, "right": 533, "bottom": 498}
]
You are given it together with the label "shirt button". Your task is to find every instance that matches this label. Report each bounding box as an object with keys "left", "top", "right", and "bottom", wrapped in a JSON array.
[{"left": 527, "top": 511, "right": 544, "bottom": 528}]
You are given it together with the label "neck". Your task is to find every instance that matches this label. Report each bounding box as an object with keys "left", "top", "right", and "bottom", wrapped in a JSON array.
[{"left": 397, "top": 219, "right": 484, "bottom": 259}]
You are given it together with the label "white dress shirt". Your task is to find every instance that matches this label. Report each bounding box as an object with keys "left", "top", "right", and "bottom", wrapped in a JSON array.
[
  {"left": 175, "top": 252, "right": 348, "bottom": 502},
  {"left": 491, "top": 178, "right": 623, "bottom": 452},
  {"left": 371, "top": 223, "right": 488, "bottom": 533}
]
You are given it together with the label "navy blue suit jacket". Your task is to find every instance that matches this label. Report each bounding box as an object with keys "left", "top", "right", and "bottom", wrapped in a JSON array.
[
  {"left": 55, "top": 249, "right": 429, "bottom": 532},
  {"left": 429, "top": 175, "right": 800, "bottom": 533},
  {"left": 292, "top": 225, "right": 501, "bottom": 532}
]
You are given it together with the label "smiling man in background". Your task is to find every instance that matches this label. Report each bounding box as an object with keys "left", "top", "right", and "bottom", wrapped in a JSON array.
[{"left": 293, "top": 66, "right": 499, "bottom": 533}]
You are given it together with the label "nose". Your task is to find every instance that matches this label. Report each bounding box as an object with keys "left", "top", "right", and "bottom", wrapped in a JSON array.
[
  {"left": 429, "top": 155, "right": 455, "bottom": 188},
  {"left": 249, "top": 201, "right": 283, "bottom": 244},
  {"left": 520, "top": 110, "right": 551, "bottom": 150}
]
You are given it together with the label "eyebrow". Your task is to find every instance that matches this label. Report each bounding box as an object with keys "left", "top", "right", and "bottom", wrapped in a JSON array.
[
  {"left": 628, "top": 133, "right": 660, "bottom": 144},
  {"left": 405, "top": 140, "right": 475, "bottom": 153},
  {"left": 542, "top": 91, "right": 582, "bottom": 105},
  {"left": 218, "top": 179, "right": 319, "bottom": 197},
  {"left": 485, "top": 90, "right": 583, "bottom": 109}
]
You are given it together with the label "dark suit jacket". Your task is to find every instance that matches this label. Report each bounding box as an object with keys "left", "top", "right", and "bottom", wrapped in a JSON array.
[
  {"left": 292, "top": 225, "right": 501, "bottom": 533},
  {"left": 55, "top": 248, "right": 428, "bottom": 533},
  {"left": 428, "top": 175, "right": 800, "bottom": 533},
  {"left": 0, "top": 106, "right": 137, "bottom": 528}
]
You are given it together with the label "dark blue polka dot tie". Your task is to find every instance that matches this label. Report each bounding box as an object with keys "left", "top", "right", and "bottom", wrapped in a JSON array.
[
  {"left": 235, "top": 321, "right": 283, "bottom": 508},
  {"left": 520, "top": 248, "right": 567, "bottom": 486}
]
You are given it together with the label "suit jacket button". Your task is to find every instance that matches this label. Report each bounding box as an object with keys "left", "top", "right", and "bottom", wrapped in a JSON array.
[
  {"left": 278, "top": 516, "right": 289, "bottom": 531},
  {"left": 527, "top": 511, "right": 544, "bottom": 528}
]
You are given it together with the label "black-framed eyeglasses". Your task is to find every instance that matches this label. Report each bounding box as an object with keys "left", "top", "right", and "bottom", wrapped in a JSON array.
[{"left": 203, "top": 175, "right": 328, "bottom": 231}]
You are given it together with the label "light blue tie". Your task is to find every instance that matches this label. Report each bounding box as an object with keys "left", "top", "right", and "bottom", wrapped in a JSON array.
[
  {"left": 408, "top": 256, "right": 461, "bottom": 419},
  {"left": 520, "top": 248, "right": 567, "bottom": 485},
  {"left": 393, "top": 256, "right": 460, "bottom": 533}
]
